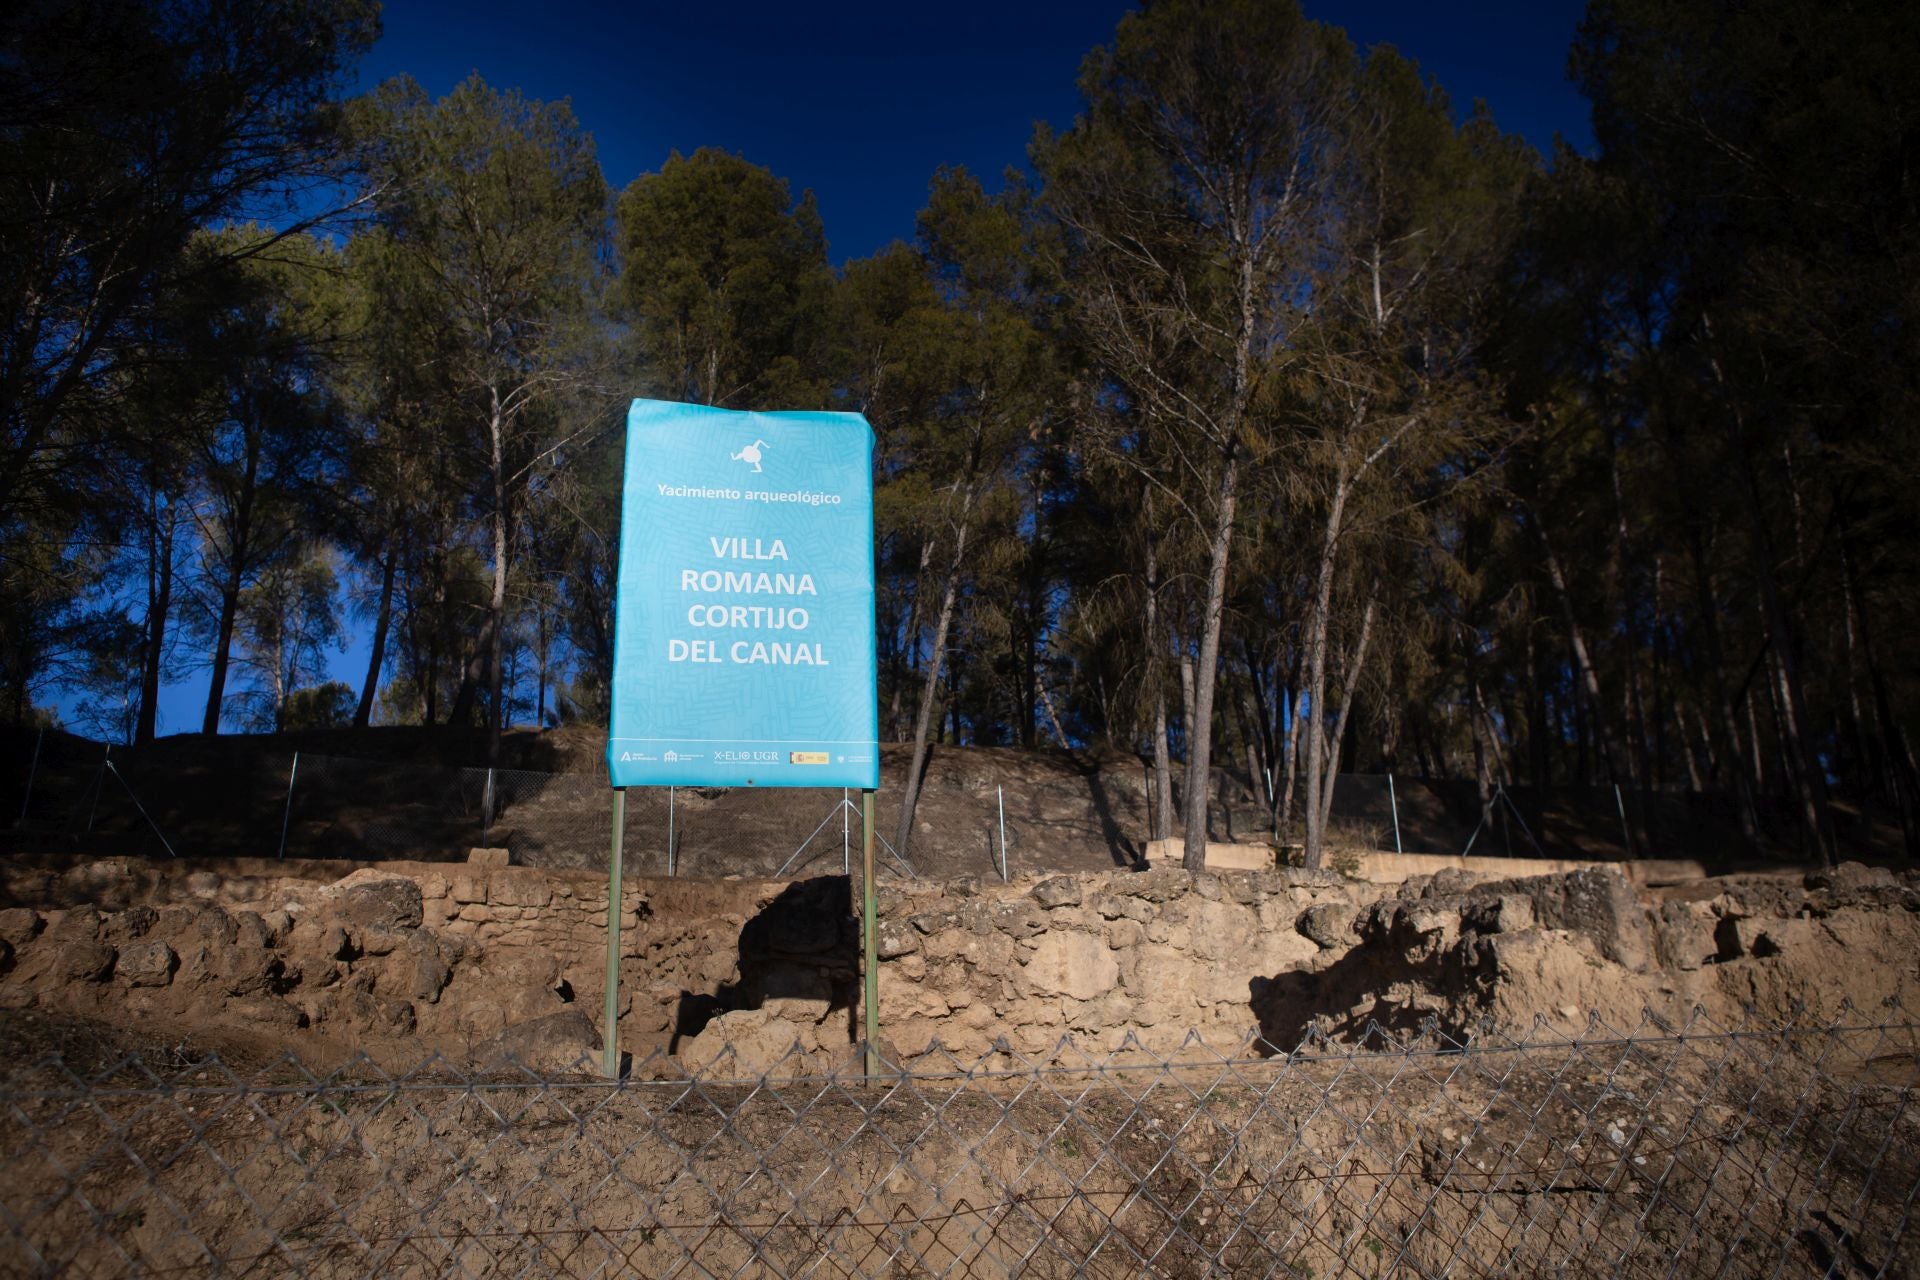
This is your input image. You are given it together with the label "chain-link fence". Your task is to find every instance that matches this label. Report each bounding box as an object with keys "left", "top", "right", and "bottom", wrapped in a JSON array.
[
  {"left": 4, "top": 725, "right": 1789, "bottom": 877},
  {"left": 2, "top": 1005, "right": 1914, "bottom": 1277}
]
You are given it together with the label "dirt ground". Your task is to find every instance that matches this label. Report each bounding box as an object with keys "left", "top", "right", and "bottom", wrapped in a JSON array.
[{"left": 1, "top": 1001, "right": 1913, "bottom": 1278}]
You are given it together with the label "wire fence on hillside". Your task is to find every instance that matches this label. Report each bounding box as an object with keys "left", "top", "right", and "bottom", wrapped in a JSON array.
[
  {"left": 2, "top": 727, "right": 1783, "bottom": 877},
  {"left": 2, "top": 1006, "right": 1915, "bottom": 1277}
]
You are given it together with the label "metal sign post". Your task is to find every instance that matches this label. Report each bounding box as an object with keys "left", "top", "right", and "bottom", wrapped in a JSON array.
[
  {"left": 602, "top": 787, "right": 626, "bottom": 1079},
  {"left": 862, "top": 789, "right": 878, "bottom": 1079}
]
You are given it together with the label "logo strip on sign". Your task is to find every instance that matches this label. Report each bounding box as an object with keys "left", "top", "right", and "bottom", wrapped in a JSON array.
[{"left": 605, "top": 399, "right": 880, "bottom": 789}]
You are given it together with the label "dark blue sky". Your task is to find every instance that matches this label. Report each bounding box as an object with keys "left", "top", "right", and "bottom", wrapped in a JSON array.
[
  {"left": 357, "top": 0, "right": 1596, "bottom": 264},
  {"left": 110, "top": 0, "right": 1597, "bottom": 738}
]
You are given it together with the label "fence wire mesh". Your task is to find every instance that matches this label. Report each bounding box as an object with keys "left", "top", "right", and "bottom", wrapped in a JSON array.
[
  {"left": 4, "top": 1006, "right": 1915, "bottom": 1278},
  {"left": 0, "top": 725, "right": 1842, "bottom": 875}
]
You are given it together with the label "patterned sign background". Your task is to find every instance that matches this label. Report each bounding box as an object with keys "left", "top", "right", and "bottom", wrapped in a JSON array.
[{"left": 607, "top": 399, "right": 879, "bottom": 789}]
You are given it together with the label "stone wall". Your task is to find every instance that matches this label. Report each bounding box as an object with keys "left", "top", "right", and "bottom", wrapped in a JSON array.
[
  {"left": 0, "top": 854, "right": 798, "bottom": 1071},
  {"left": 2, "top": 853, "right": 1912, "bottom": 1077}
]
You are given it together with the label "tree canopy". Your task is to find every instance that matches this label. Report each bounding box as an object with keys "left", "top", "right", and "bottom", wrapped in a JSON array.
[{"left": 5, "top": 0, "right": 1915, "bottom": 866}]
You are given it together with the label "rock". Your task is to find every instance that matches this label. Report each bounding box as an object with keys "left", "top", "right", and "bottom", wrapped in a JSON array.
[
  {"left": 0, "top": 909, "right": 42, "bottom": 949},
  {"left": 1404, "top": 905, "right": 1462, "bottom": 944},
  {"left": 1296, "top": 904, "right": 1354, "bottom": 950},
  {"left": 502, "top": 985, "right": 565, "bottom": 1024},
  {"left": 1489, "top": 895, "right": 1534, "bottom": 934},
  {"left": 1031, "top": 877, "right": 1082, "bottom": 910},
  {"left": 467, "top": 847, "right": 511, "bottom": 868},
  {"left": 319, "top": 924, "right": 353, "bottom": 961},
  {"left": 486, "top": 952, "right": 563, "bottom": 993},
  {"left": 261, "top": 910, "right": 293, "bottom": 946},
  {"left": 1717, "top": 915, "right": 1811, "bottom": 960},
  {"left": 1807, "top": 861, "right": 1898, "bottom": 894},
  {"left": 102, "top": 907, "right": 157, "bottom": 945},
  {"left": 228, "top": 996, "right": 307, "bottom": 1031},
  {"left": 232, "top": 911, "right": 271, "bottom": 951},
  {"left": 490, "top": 873, "right": 553, "bottom": 908},
  {"left": 55, "top": 942, "right": 115, "bottom": 983},
  {"left": 451, "top": 875, "right": 487, "bottom": 905},
  {"left": 1024, "top": 931, "right": 1119, "bottom": 1001},
  {"left": 331, "top": 877, "right": 423, "bottom": 934},
  {"left": 484, "top": 1009, "right": 601, "bottom": 1074},
  {"left": 219, "top": 946, "right": 283, "bottom": 997},
  {"left": 678, "top": 1008, "right": 813, "bottom": 1079},
  {"left": 116, "top": 941, "right": 177, "bottom": 988},
  {"left": 358, "top": 926, "right": 405, "bottom": 957},
  {"left": 875, "top": 921, "right": 920, "bottom": 958},
  {"left": 986, "top": 900, "right": 1047, "bottom": 939},
  {"left": 46, "top": 908, "right": 103, "bottom": 942},
  {"left": 1486, "top": 868, "right": 1653, "bottom": 972},
  {"left": 409, "top": 946, "right": 451, "bottom": 1003},
  {"left": 179, "top": 905, "right": 237, "bottom": 946}
]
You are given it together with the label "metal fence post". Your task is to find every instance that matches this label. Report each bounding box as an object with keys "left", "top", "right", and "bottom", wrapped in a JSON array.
[
  {"left": 862, "top": 789, "right": 878, "bottom": 1079},
  {"left": 277, "top": 752, "right": 300, "bottom": 859},
  {"left": 1614, "top": 782, "right": 1634, "bottom": 857},
  {"left": 842, "top": 787, "right": 849, "bottom": 875},
  {"left": 997, "top": 784, "right": 1008, "bottom": 881},
  {"left": 603, "top": 787, "right": 626, "bottom": 1080},
  {"left": 16, "top": 727, "right": 43, "bottom": 827},
  {"left": 1388, "top": 771, "right": 1403, "bottom": 855},
  {"left": 667, "top": 786, "right": 676, "bottom": 877},
  {"left": 481, "top": 768, "right": 495, "bottom": 845},
  {"left": 85, "top": 742, "right": 109, "bottom": 833}
]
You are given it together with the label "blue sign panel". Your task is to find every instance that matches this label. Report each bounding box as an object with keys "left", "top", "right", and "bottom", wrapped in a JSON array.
[{"left": 606, "top": 399, "right": 879, "bottom": 789}]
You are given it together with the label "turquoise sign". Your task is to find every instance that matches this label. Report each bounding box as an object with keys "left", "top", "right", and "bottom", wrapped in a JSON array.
[{"left": 606, "top": 399, "right": 879, "bottom": 789}]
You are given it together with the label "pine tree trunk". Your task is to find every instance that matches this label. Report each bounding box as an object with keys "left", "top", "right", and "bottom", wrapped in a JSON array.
[
  {"left": 202, "top": 570, "right": 243, "bottom": 736},
  {"left": 1180, "top": 457, "right": 1238, "bottom": 870},
  {"left": 486, "top": 389, "right": 509, "bottom": 766},
  {"left": 354, "top": 547, "right": 397, "bottom": 730},
  {"left": 1143, "top": 527, "right": 1173, "bottom": 842},
  {"left": 1301, "top": 466, "right": 1350, "bottom": 870},
  {"left": 893, "top": 491, "right": 975, "bottom": 861},
  {"left": 135, "top": 495, "right": 175, "bottom": 747},
  {"left": 1535, "top": 516, "right": 1625, "bottom": 788},
  {"left": 1315, "top": 596, "right": 1375, "bottom": 846}
]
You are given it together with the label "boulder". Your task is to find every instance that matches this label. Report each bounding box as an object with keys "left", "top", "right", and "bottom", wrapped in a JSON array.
[
  {"left": 227, "top": 996, "right": 307, "bottom": 1031},
  {"left": 490, "top": 873, "right": 553, "bottom": 908},
  {"left": 467, "top": 847, "right": 511, "bottom": 868},
  {"left": 875, "top": 920, "right": 920, "bottom": 959},
  {"left": 45, "top": 908, "right": 104, "bottom": 943},
  {"left": 1296, "top": 904, "right": 1355, "bottom": 950},
  {"left": 408, "top": 945, "right": 451, "bottom": 1003},
  {"left": 116, "top": 941, "right": 177, "bottom": 988},
  {"left": 1024, "top": 931, "right": 1119, "bottom": 1001},
  {"left": 678, "top": 1007, "right": 815, "bottom": 1079},
  {"left": 328, "top": 876, "right": 424, "bottom": 934},
  {"left": 102, "top": 907, "right": 157, "bottom": 945},
  {"left": 1482, "top": 867, "right": 1652, "bottom": 972},
  {"left": 55, "top": 941, "right": 115, "bottom": 983},
  {"left": 483, "top": 1009, "right": 600, "bottom": 1074},
  {"left": 1031, "top": 877, "right": 1082, "bottom": 910},
  {"left": 0, "top": 909, "right": 42, "bottom": 950}
]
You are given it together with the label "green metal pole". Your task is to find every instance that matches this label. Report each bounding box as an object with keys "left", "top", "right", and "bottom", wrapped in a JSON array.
[
  {"left": 602, "top": 787, "right": 626, "bottom": 1079},
  {"left": 862, "top": 789, "right": 878, "bottom": 1079}
]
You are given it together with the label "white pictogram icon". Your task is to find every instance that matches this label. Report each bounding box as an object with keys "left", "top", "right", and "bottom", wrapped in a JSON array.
[
  {"left": 731, "top": 438, "right": 769, "bottom": 472},
  {"left": 664, "top": 750, "right": 678, "bottom": 762}
]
